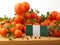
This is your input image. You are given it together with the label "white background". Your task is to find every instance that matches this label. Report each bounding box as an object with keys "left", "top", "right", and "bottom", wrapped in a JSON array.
[{"left": 0, "top": 0, "right": 60, "bottom": 18}]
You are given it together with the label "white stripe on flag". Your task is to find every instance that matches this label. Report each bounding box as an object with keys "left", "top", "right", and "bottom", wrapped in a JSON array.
[{"left": 33, "top": 25, "right": 40, "bottom": 36}]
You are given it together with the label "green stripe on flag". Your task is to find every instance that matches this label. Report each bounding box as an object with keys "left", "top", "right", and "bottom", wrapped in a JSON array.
[
  {"left": 26, "top": 25, "right": 33, "bottom": 36},
  {"left": 40, "top": 26, "right": 48, "bottom": 36}
]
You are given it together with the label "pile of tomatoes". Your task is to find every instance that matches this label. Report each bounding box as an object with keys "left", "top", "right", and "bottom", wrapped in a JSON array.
[{"left": 0, "top": 2, "right": 60, "bottom": 39}]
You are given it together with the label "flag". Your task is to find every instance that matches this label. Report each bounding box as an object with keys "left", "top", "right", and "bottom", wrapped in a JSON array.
[{"left": 26, "top": 25, "right": 48, "bottom": 37}]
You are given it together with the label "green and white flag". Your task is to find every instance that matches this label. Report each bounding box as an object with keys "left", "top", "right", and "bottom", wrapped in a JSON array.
[{"left": 26, "top": 25, "right": 48, "bottom": 37}]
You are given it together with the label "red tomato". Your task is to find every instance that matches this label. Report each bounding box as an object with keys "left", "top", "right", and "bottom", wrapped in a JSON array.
[
  {"left": 0, "top": 28, "right": 8, "bottom": 37},
  {"left": 56, "top": 13, "right": 60, "bottom": 21},
  {"left": 48, "top": 11, "right": 58, "bottom": 20},
  {"left": 14, "top": 15, "right": 24, "bottom": 23},
  {"left": 11, "top": 21, "right": 17, "bottom": 25},
  {"left": 25, "top": 12, "right": 31, "bottom": 19},
  {"left": 52, "top": 20, "right": 57, "bottom": 23},
  {"left": 49, "top": 22, "right": 55, "bottom": 26},
  {"left": 15, "top": 23, "right": 23, "bottom": 30},
  {"left": 22, "top": 2, "right": 30, "bottom": 12},
  {"left": 44, "top": 20, "right": 51, "bottom": 25},
  {"left": 10, "top": 27, "right": 17, "bottom": 34},
  {"left": 36, "top": 16, "right": 41, "bottom": 23},
  {"left": 41, "top": 20, "right": 50, "bottom": 26},
  {"left": 3, "top": 23, "right": 11, "bottom": 27},
  {"left": 58, "top": 24, "right": 60, "bottom": 27},
  {"left": 53, "top": 30, "right": 60, "bottom": 37},
  {"left": 0, "top": 24, "right": 3, "bottom": 28},
  {"left": 14, "top": 30, "right": 22, "bottom": 38},
  {"left": 40, "top": 22, "right": 45, "bottom": 26},
  {"left": 14, "top": 3, "right": 25, "bottom": 14},
  {"left": 30, "top": 12, "right": 37, "bottom": 19},
  {"left": 23, "top": 26, "right": 26, "bottom": 33}
]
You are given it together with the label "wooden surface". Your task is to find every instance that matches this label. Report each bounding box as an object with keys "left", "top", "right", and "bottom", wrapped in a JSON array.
[{"left": 0, "top": 36, "right": 60, "bottom": 45}]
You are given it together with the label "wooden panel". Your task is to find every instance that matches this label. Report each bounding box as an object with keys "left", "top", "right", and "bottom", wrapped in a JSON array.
[{"left": 0, "top": 36, "right": 60, "bottom": 45}]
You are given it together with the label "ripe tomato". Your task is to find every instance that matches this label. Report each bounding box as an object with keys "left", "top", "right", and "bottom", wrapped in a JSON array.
[
  {"left": 23, "top": 26, "right": 26, "bottom": 33},
  {"left": 10, "top": 27, "right": 17, "bottom": 34},
  {"left": 14, "top": 3, "right": 25, "bottom": 14},
  {"left": 44, "top": 20, "right": 51, "bottom": 25},
  {"left": 58, "top": 24, "right": 60, "bottom": 27},
  {"left": 22, "top": 2, "right": 30, "bottom": 12},
  {"left": 48, "top": 11, "right": 58, "bottom": 20},
  {"left": 41, "top": 20, "right": 51, "bottom": 26},
  {"left": 15, "top": 23, "right": 23, "bottom": 30},
  {"left": 3, "top": 23, "right": 11, "bottom": 27},
  {"left": 0, "top": 24, "right": 3, "bottom": 28},
  {"left": 56, "top": 13, "right": 60, "bottom": 21},
  {"left": 52, "top": 20, "right": 57, "bottom": 23},
  {"left": 51, "top": 11, "right": 58, "bottom": 16},
  {"left": 44, "top": 21, "right": 49, "bottom": 26},
  {"left": 14, "top": 15, "right": 24, "bottom": 23},
  {"left": 41, "top": 20, "right": 50, "bottom": 26},
  {"left": 30, "top": 12, "right": 37, "bottom": 19},
  {"left": 26, "top": 19, "right": 31, "bottom": 24},
  {"left": 11, "top": 21, "right": 16, "bottom": 25},
  {"left": 0, "top": 28, "right": 8, "bottom": 37},
  {"left": 25, "top": 12, "right": 31, "bottom": 19},
  {"left": 14, "top": 30, "right": 22, "bottom": 38},
  {"left": 16, "top": 13, "right": 24, "bottom": 16},
  {"left": 53, "top": 30, "right": 60, "bottom": 37},
  {"left": 36, "top": 16, "right": 41, "bottom": 23},
  {"left": 49, "top": 22, "right": 55, "bottom": 26},
  {"left": 40, "top": 22, "right": 45, "bottom": 26}
]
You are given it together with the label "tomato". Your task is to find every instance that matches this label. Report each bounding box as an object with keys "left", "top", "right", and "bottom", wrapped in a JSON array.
[
  {"left": 11, "top": 21, "right": 16, "bottom": 25},
  {"left": 52, "top": 20, "right": 57, "bottom": 23},
  {"left": 15, "top": 23, "right": 23, "bottom": 30},
  {"left": 14, "top": 3, "right": 25, "bottom": 14},
  {"left": 0, "top": 28, "right": 8, "bottom": 37},
  {"left": 48, "top": 11, "right": 58, "bottom": 20},
  {"left": 53, "top": 30, "right": 60, "bottom": 37},
  {"left": 49, "top": 22, "right": 55, "bottom": 26},
  {"left": 44, "top": 20, "right": 51, "bottom": 25},
  {"left": 22, "top": 2, "right": 30, "bottom": 12},
  {"left": 25, "top": 12, "right": 31, "bottom": 19},
  {"left": 56, "top": 13, "right": 60, "bottom": 21},
  {"left": 40, "top": 22, "right": 45, "bottom": 26},
  {"left": 26, "top": 19, "right": 31, "bottom": 24},
  {"left": 41, "top": 20, "right": 50, "bottom": 26},
  {"left": 23, "top": 26, "right": 26, "bottom": 33},
  {"left": 30, "top": 12, "right": 37, "bottom": 19},
  {"left": 0, "top": 24, "right": 3, "bottom": 28},
  {"left": 44, "top": 21, "right": 49, "bottom": 26},
  {"left": 14, "top": 30, "right": 22, "bottom": 38},
  {"left": 51, "top": 11, "right": 58, "bottom": 15},
  {"left": 16, "top": 14, "right": 24, "bottom": 16},
  {"left": 14, "top": 15, "right": 24, "bottom": 23},
  {"left": 10, "top": 27, "right": 17, "bottom": 34},
  {"left": 58, "top": 24, "right": 60, "bottom": 27},
  {"left": 3, "top": 23, "right": 11, "bottom": 27},
  {"left": 36, "top": 16, "right": 41, "bottom": 23}
]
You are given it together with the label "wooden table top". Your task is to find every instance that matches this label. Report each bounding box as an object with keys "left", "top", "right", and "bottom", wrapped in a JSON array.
[{"left": 0, "top": 36, "right": 60, "bottom": 45}]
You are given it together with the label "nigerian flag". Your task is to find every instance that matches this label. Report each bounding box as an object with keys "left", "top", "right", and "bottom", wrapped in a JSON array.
[{"left": 26, "top": 25, "right": 48, "bottom": 36}]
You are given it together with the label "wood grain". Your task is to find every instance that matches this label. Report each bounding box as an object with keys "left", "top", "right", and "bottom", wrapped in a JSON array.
[{"left": 0, "top": 36, "right": 60, "bottom": 45}]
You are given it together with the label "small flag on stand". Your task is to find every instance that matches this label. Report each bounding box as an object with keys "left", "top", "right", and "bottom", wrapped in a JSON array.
[{"left": 26, "top": 25, "right": 48, "bottom": 37}]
